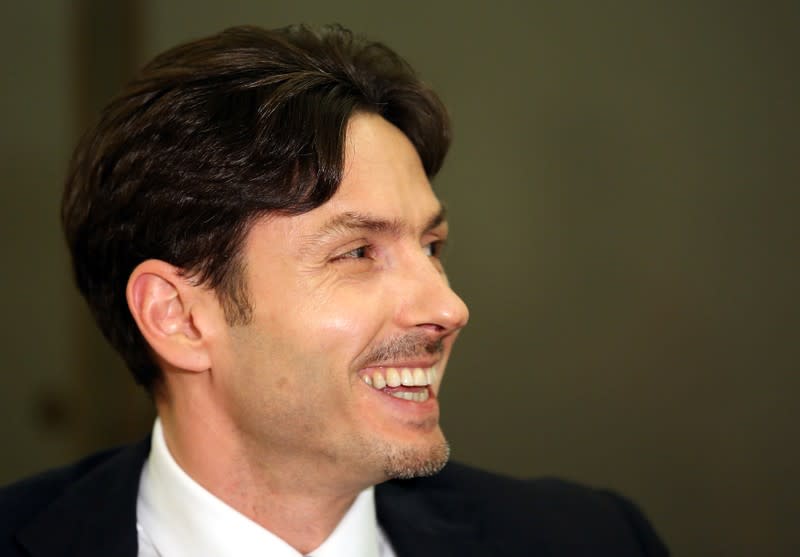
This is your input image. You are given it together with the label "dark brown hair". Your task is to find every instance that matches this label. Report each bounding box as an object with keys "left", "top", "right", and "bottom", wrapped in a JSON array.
[{"left": 62, "top": 24, "right": 451, "bottom": 391}]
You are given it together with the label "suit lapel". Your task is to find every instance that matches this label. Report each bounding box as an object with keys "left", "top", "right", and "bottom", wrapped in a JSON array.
[
  {"left": 375, "top": 474, "right": 487, "bottom": 557},
  {"left": 16, "top": 439, "right": 150, "bottom": 557}
]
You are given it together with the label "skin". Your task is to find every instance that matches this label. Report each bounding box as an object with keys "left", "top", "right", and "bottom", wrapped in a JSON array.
[{"left": 128, "top": 112, "right": 469, "bottom": 553}]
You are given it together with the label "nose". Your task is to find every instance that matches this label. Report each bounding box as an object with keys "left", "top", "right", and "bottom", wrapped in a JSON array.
[{"left": 394, "top": 251, "right": 469, "bottom": 336}]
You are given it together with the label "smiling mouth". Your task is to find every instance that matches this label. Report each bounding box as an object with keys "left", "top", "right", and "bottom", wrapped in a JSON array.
[{"left": 360, "top": 366, "right": 438, "bottom": 402}]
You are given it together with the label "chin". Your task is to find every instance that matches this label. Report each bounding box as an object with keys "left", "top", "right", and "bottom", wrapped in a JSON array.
[{"left": 380, "top": 436, "right": 451, "bottom": 480}]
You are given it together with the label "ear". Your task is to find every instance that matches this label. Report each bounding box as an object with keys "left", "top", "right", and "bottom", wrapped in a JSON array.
[{"left": 126, "top": 259, "right": 212, "bottom": 373}]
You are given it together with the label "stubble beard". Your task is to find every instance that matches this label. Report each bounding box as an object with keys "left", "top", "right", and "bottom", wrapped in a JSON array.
[
  {"left": 373, "top": 421, "right": 451, "bottom": 480},
  {"left": 381, "top": 439, "right": 451, "bottom": 479}
]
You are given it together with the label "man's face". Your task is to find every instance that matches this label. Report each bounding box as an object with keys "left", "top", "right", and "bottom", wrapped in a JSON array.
[{"left": 210, "top": 113, "right": 468, "bottom": 488}]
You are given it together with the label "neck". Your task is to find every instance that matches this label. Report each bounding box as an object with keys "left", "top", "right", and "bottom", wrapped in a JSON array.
[{"left": 156, "top": 395, "right": 369, "bottom": 554}]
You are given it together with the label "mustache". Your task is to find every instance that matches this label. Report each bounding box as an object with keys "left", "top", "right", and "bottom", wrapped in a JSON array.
[{"left": 361, "top": 331, "right": 444, "bottom": 367}]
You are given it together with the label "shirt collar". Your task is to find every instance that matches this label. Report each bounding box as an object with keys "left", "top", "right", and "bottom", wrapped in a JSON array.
[{"left": 137, "top": 419, "right": 383, "bottom": 557}]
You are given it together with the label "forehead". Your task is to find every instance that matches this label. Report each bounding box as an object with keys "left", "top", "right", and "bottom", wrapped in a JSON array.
[
  {"left": 259, "top": 113, "right": 443, "bottom": 241},
  {"left": 325, "top": 112, "right": 441, "bottom": 219}
]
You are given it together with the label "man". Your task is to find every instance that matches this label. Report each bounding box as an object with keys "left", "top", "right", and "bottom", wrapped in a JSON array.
[{"left": 0, "top": 24, "right": 668, "bottom": 556}]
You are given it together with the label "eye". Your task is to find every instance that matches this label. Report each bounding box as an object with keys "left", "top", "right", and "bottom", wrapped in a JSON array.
[
  {"left": 423, "top": 240, "right": 445, "bottom": 258},
  {"left": 334, "top": 245, "right": 370, "bottom": 261}
]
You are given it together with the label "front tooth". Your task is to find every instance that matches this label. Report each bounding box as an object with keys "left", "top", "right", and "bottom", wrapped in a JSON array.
[
  {"left": 413, "top": 368, "right": 427, "bottom": 386},
  {"left": 390, "top": 391, "right": 414, "bottom": 400},
  {"left": 401, "top": 368, "right": 414, "bottom": 386},
  {"left": 430, "top": 367, "right": 438, "bottom": 384},
  {"left": 362, "top": 375, "right": 373, "bottom": 386},
  {"left": 426, "top": 368, "right": 434, "bottom": 384},
  {"left": 386, "top": 368, "right": 401, "bottom": 387},
  {"left": 372, "top": 371, "right": 386, "bottom": 389}
]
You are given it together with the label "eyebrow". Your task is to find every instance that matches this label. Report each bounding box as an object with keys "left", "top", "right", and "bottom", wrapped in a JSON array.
[{"left": 305, "top": 205, "right": 447, "bottom": 246}]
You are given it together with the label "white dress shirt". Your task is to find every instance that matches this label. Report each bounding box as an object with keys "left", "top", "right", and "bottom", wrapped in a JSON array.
[{"left": 136, "top": 419, "right": 396, "bottom": 557}]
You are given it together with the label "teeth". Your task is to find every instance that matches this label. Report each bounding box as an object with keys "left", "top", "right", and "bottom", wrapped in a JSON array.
[
  {"left": 361, "top": 365, "right": 438, "bottom": 402},
  {"left": 389, "top": 390, "right": 430, "bottom": 402},
  {"left": 391, "top": 391, "right": 414, "bottom": 401},
  {"left": 386, "top": 368, "right": 401, "bottom": 387}
]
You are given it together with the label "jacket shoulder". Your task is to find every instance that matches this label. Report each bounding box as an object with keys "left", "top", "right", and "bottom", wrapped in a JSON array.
[
  {"left": 411, "top": 461, "right": 670, "bottom": 556},
  {"left": 0, "top": 447, "right": 130, "bottom": 555},
  {"left": 1, "top": 449, "right": 120, "bottom": 520}
]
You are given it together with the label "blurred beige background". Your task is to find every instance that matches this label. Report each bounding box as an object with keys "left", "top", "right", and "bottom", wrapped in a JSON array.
[{"left": 1, "top": 1, "right": 797, "bottom": 555}]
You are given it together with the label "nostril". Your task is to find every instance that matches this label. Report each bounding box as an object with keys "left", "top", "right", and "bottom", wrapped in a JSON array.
[{"left": 416, "top": 322, "right": 445, "bottom": 333}]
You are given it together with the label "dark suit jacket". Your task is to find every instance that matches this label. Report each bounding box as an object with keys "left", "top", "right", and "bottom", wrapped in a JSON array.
[{"left": 0, "top": 439, "right": 668, "bottom": 556}]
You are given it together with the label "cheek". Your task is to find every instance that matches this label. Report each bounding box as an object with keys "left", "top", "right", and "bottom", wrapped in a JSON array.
[
  {"left": 298, "top": 284, "right": 389, "bottom": 353},
  {"left": 295, "top": 312, "right": 373, "bottom": 374},
  {"left": 243, "top": 277, "right": 393, "bottom": 388}
]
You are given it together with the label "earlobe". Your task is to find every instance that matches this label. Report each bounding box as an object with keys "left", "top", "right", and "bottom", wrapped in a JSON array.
[{"left": 126, "top": 260, "right": 211, "bottom": 372}]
